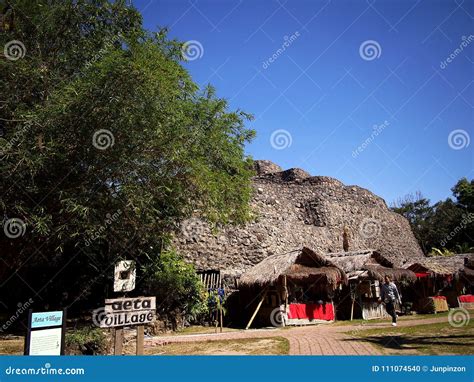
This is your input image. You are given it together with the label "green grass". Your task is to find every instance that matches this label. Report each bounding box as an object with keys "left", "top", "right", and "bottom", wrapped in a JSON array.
[
  {"left": 146, "top": 337, "right": 290, "bottom": 355},
  {"left": 349, "top": 320, "right": 474, "bottom": 355},
  {"left": 334, "top": 311, "right": 452, "bottom": 326}
]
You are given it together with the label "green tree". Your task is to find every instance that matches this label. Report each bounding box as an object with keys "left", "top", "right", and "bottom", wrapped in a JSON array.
[
  {"left": 452, "top": 178, "right": 474, "bottom": 211},
  {"left": 392, "top": 180, "right": 474, "bottom": 255},
  {"left": 391, "top": 192, "right": 433, "bottom": 253},
  {"left": 0, "top": 0, "right": 254, "bottom": 311}
]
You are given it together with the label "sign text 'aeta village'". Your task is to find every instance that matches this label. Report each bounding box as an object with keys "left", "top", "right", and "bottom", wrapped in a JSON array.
[{"left": 100, "top": 297, "right": 156, "bottom": 328}]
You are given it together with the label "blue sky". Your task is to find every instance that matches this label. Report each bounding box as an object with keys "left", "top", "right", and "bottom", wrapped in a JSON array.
[{"left": 133, "top": 0, "right": 473, "bottom": 205}]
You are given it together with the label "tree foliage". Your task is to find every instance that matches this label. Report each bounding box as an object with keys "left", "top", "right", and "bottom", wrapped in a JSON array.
[
  {"left": 391, "top": 178, "right": 474, "bottom": 255},
  {"left": 0, "top": 0, "right": 255, "bottom": 312},
  {"left": 142, "top": 249, "right": 206, "bottom": 320}
]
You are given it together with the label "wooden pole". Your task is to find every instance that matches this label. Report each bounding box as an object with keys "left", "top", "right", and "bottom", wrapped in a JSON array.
[
  {"left": 114, "top": 328, "right": 123, "bottom": 355},
  {"left": 245, "top": 287, "right": 268, "bottom": 330},
  {"left": 277, "top": 282, "right": 285, "bottom": 327},
  {"left": 350, "top": 297, "right": 355, "bottom": 321},
  {"left": 136, "top": 325, "right": 144, "bottom": 355},
  {"left": 219, "top": 303, "right": 223, "bottom": 333}
]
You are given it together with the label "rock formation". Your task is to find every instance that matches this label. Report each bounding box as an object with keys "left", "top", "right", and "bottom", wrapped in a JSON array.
[{"left": 175, "top": 160, "right": 424, "bottom": 279}]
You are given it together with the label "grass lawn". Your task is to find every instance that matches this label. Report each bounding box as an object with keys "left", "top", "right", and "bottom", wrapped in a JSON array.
[
  {"left": 349, "top": 320, "right": 473, "bottom": 355},
  {"left": 145, "top": 337, "right": 290, "bottom": 355}
]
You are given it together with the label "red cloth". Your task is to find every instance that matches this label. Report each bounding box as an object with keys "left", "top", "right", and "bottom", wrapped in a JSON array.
[
  {"left": 415, "top": 272, "right": 429, "bottom": 278},
  {"left": 459, "top": 295, "right": 474, "bottom": 303},
  {"left": 432, "top": 296, "right": 446, "bottom": 300},
  {"left": 287, "top": 303, "right": 335, "bottom": 321}
]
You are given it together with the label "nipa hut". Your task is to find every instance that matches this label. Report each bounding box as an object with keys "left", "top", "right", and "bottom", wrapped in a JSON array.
[
  {"left": 238, "top": 247, "right": 346, "bottom": 328},
  {"left": 325, "top": 250, "right": 416, "bottom": 320},
  {"left": 405, "top": 254, "right": 474, "bottom": 312}
]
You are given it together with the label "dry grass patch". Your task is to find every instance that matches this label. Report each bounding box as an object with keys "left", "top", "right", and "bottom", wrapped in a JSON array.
[
  {"left": 0, "top": 337, "right": 24, "bottom": 355},
  {"left": 146, "top": 337, "right": 289, "bottom": 355}
]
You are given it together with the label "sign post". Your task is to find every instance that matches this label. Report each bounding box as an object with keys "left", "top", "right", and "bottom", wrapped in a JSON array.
[
  {"left": 24, "top": 309, "right": 66, "bottom": 355},
  {"left": 98, "top": 296, "right": 156, "bottom": 355},
  {"left": 95, "top": 259, "right": 154, "bottom": 355}
]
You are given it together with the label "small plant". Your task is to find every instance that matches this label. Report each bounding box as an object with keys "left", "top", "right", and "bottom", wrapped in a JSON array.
[
  {"left": 206, "top": 288, "right": 227, "bottom": 331},
  {"left": 429, "top": 248, "right": 455, "bottom": 257},
  {"left": 65, "top": 327, "right": 108, "bottom": 355}
]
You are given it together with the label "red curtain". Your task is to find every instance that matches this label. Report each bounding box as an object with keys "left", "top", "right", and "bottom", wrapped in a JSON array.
[
  {"left": 287, "top": 303, "right": 335, "bottom": 320},
  {"left": 459, "top": 295, "right": 474, "bottom": 303},
  {"left": 415, "top": 272, "right": 429, "bottom": 278}
]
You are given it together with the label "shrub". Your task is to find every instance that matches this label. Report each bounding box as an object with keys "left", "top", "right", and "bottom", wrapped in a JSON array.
[
  {"left": 66, "top": 327, "right": 108, "bottom": 355},
  {"left": 142, "top": 249, "right": 207, "bottom": 323}
]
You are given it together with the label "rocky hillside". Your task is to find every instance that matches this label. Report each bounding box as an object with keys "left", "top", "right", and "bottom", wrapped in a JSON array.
[{"left": 175, "top": 160, "right": 424, "bottom": 278}]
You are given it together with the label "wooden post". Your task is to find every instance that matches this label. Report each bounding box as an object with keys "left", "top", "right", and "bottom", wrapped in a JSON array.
[
  {"left": 219, "top": 304, "right": 223, "bottom": 333},
  {"left": 136, "top": 325, "right": 144, "bottom": 355},
  {"left": 245, "top": 287, "right": 268, "bottom": 330},
  {"left": 114, "top": 328, "right": 123, "bottom": 355},
  {"left": 350, "top": 297, "right": 355, "bottom": 321},
  {"left": 277, "top": 283, "right": 285, "bottom": 327}
]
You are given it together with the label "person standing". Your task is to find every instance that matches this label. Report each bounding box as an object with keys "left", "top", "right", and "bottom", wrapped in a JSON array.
[{"left": 378, "top": 275, "right": 401, "bottom": 326}]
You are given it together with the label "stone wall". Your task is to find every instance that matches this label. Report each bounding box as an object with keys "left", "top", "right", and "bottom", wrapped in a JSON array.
[{"left": 175, "top": 160, "right": 424, "bottom": 277}]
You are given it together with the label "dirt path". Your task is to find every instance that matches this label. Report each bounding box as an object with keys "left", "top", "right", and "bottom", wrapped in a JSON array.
[{"left": 146, "top": 316, "right": 451, "bottom": 355}]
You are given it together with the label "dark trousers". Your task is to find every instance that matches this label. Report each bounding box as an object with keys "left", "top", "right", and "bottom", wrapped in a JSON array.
[{"left": 386, "top": 301, "right": 397, "bottom": 323}]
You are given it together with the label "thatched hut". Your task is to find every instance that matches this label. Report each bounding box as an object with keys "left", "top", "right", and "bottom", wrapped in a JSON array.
[
  {"left": 325, "top": 250, "right": 416, "bottom": 320},
  {"left": 406, "top": 254, "right": 474, "bottom": 311},
  {"left": 239, "top": 247, "right": 346, "bottom": 328}
]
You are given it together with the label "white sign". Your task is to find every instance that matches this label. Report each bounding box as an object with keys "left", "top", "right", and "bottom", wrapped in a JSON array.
[
  {"left": 29, "top": 327, "right": 62, "bottom": 356},
  {"left": 113, "top": 260, "right": 136, "bottom": 292},
  {"left": 99, "top": 297, "right": 156, "bottom": 328}
]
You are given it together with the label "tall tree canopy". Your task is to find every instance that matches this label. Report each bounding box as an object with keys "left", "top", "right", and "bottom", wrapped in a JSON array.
[
  {"left": 392, "top": 178, "right": 474, "bottom": 255},
  {"left": 0, "top": 0, "right": 255, "bottom": 311}
]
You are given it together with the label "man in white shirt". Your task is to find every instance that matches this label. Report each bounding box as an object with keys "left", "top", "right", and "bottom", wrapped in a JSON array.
[{"left": 378, "top": 275, "right": 401, "bottom": 326}]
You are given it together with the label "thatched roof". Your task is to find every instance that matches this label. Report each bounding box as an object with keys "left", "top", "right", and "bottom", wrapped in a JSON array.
[
  {"left": 325, "top": 250, "right": 416, "bottom": 282},
  {"left": 239, "top": 247, "right": 347, "bottom": 288},
  {"left": 406, "top": 254, "right": 474, "bottom": 275}
]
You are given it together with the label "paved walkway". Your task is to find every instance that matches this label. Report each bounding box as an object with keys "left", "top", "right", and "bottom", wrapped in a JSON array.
[{"left": 145, "top": 316, "right": 449, "bottom": 355}]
